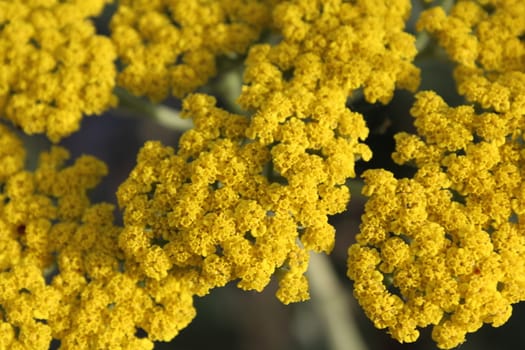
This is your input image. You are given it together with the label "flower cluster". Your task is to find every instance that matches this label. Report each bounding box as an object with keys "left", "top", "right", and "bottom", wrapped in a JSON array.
[
  {"left": 0, "top": 124, "right": 202, "bottom": 349},
  {"left": 117, "top": 0, "right": 418, "bottom": 309},
  {"left": 348, "top": 90, "right": 525, "bottom": 348},
  {"left": 417, "top": 0, "right": 525, "bottom": 114},
  {"left": 239, "top": 0, "right": 419, "bottom": 110},
  {"left": 118, "top": 93, "right": 331, "bottom": 304},
  {"left": 6, "top": 0, "right": 525, "bottom": 349},
  {"left": 0, "top": 0, "right": 117, "bottom": 142},
  {"left": 347, "top": 1, "right": 525, "bottom": 346},
  {"left": 110, "top": 0, "right": 275, "bottom": 101}
]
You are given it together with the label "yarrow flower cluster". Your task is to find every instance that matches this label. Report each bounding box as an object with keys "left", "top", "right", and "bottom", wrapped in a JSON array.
[
  {"left": 417, "top": 0, "right": 525, "bottom": 113},
  {"left": 348, "top": 91, "right": 525, "bottom": 349},
  {"left": 110, "top": 0, "right": 275, "bottom": 100},
  {"left": 117, "top": 0, "right": 418, "bottom": 308},
  {"left": 348, "top": 0, "right": 525, "bottom": 348},
  {"left": 0, "top": 0, "right": 116, "bottom": 142},
  {"left": 0, "top": 123, "right": 201, "bottom": 349},
  {"left": 1, "top": 0, "right": 525, "bottom": 349}
]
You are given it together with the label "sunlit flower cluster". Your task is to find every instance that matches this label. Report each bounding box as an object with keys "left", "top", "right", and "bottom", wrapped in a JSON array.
[{"left": 118, "top": 0, "right": 418, "bottom": 309}]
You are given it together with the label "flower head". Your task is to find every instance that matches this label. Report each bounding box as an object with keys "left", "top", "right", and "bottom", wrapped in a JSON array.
[
  {"left": 348, "top": 91, "right": 525, "bottom": 349},
  {"left": 0, "top": 0, "right": 117, "bottom": 142},
  {"left": 110, "top": 0, "right": 274, "bottom": 101},
  {"left": 418, "top": 0, "right": 525, "bottom": 113}
]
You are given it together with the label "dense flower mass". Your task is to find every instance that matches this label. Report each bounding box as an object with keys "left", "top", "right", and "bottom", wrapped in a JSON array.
[
  {"left": 417, "top": 0, "right": 525, "bottom": 112},
  {"left": 238, "top": 0, "right": 419, "bottom": 110},
  {"left": 110, "top": 0, "right": 275, "bottom": 101},
  {"left": 0, "top": 123, "right": 107, "bottom": 348},
  {"left": 117, "top": 92, "right": 364, "bottom": 304},
  {"left": 0, "top": 0, "right": 117, "bottom": 142},
  {"left": 347, "top": 90, "right": 525, "bottom": 348},
  {"left": 0, "top": 124, "right": 200, "bottom": 349},
  {"left": 117, "top": 0, "right": 419, "bottom": 308},
  {"left": 5, "top": 0, "right": 419, "bottom": 346},
  {"left": 348, "top": 2, "right": 525, "bottom": 348},
  {"left": 3, "top": 0, "right": 525, "bottom": 349}
]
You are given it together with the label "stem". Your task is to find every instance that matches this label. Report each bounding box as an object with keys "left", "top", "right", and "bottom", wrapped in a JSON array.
[
  {"left": 114, "top": 87, "right": 193, "bottom": 131},
  {"left": 307, "top": 253, "right": 368, "bottom": 350},
  {"left": 415, "top": 31, "right": 431, "bottom": 53},
  {"left": 213, "top": 67, "right": 245, "bottom": 115}
]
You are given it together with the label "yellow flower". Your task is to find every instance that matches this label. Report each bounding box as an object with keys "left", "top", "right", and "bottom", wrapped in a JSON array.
[
  {"left": 0, "top": 123, "right": 203, "bottom": 348},
  {"left": 110, "top": 0, "right": 274, "bottom": 100},
  {"left": 348, "top": 90, "right": 525, "bottom": 349},
  {"left": 118, "top": 77, "right": 371, "bottom": 304},
  {"left": 418, "top": 0, "right": 525, "bottom": 113},
  {"left": 0, "top": 262, "right": 60, "bottom": 349},
  {"left": 0, "top": 0, "right": 117, "bottom": 142},
  {"left": 239, "top": 0, "right": 419, "bottom": 110}
]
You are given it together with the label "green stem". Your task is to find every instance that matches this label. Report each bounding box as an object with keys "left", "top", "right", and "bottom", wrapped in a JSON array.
[
  {"left": 347, "top": 179, "right": 366, "bottom": 202},
  {"left": 114, "top": 87, "right": 193, "bottom": 131},
  {"left": 307, "top": 253, "right": 368, "bottom": 350}
]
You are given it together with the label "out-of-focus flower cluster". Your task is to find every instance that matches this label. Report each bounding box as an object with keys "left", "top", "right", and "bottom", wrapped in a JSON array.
[
  {"left": 348, "top": 1, "right": 525, "bottom": 348},
  {"left": 0, "top": 0, "right": 116, "bottom": 142},
  {"left": 110, "top": 0, "right": 276, "bottom": 101}
]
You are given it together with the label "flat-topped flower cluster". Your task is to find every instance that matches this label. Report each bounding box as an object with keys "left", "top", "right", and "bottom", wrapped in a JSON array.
[{"left": 349, "top": 1, "right": 525, "bottom": 348}]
